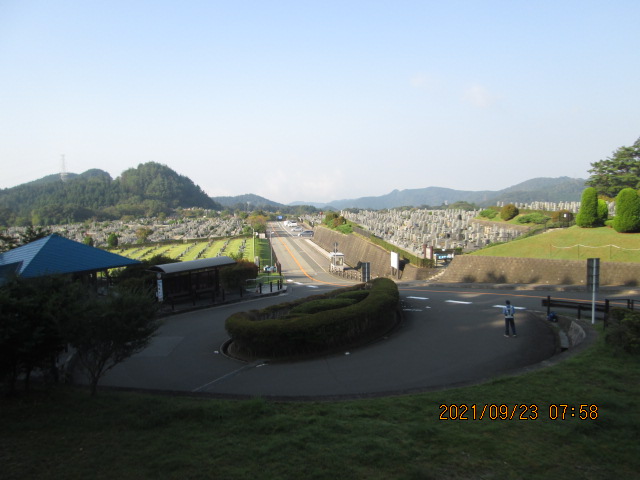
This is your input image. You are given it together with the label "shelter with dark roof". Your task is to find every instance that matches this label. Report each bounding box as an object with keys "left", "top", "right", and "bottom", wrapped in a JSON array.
[
  {"left": 0, "top": 234, "right": 140, "bottom": 284},
  {"left": 148, "top": 256, "right": 236, "bottom": 308}
]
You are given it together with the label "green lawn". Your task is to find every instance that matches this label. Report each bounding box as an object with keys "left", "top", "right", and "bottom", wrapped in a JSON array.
[
  {"left": 472, "top": 226, "right": 640, "bottom": 262},
  {"left": 109, "top": 236, "right": 271, "bottom": 265},
  {"left": 2, "top": 330, "right": 639, "bottom": 479}
]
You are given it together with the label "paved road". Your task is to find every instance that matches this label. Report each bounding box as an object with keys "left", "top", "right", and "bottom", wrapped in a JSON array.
[{"left": 98, "top": 222, "right": 623, "bottom": 399}]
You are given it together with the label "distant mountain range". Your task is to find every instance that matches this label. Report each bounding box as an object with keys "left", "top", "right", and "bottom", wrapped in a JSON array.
[
  {"left": 1, "top": 167, "right": 586, "bottom": 227},
  {"left": 286, "top": 177, "right": 587, "bottom": 210}
]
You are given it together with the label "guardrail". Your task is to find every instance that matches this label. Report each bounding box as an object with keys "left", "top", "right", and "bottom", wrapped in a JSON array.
[{"left": 542, "top": 296, "right": 639, "bottom": 326}]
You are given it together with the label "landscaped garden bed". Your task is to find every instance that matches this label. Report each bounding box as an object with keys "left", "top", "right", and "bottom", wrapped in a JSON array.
[{"left": 224, "top": 278, "right": 400, "bottom": 360}]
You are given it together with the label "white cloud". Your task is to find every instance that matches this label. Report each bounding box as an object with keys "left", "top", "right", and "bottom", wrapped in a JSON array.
[
  {"left": 463, "top": 84, "right": 498, "bottom": 108},
  {"left": 409, "top": 73, "right": 439, "bottom": 91}
]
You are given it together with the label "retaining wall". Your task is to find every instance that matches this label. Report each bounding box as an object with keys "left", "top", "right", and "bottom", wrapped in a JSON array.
[
  {"left": 310, "top": 226, "right": 640, "bottom": 287},
  {"left": 311, "top": 227, "right": 432, "bottom": 281},
  {"left": 435, "top": 255, "right": 640, "bottom": 287}
]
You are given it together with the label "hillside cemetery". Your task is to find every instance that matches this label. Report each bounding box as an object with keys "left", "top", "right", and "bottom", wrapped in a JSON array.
[
  {"left": 2, "top": 215, "right": 244, "bottom": 248},
  {"left": 1, "top": 201, "right": 591, "bottom": 264},
  {"left": 341, "top": 201, "right": 583, "bottom": 258}
]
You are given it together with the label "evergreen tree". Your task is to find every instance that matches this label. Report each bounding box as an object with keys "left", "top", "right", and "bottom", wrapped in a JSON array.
[
  {"left": 612, "top": 188, "right": 640, "bottom": 233},
  {"left": 107, "top": 233, "right": 119, "bottom": 248},
  {"left": 575, "top": 187, "right": 600, "bottom": 227},
  {"left": 597, "top": 199, "right": 609, "bottom": 224},
  {"left": 586, "top": 137, "right": 640, "bottom": 197}
]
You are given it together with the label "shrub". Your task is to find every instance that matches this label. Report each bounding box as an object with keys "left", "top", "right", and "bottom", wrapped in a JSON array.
[
  {"left": 606, "top": 309, "right": 640, "bottom": 354},
  {"left": 551, "top": 210, "right": 574, "bottom": 224},
  {"left": 479, "top": 209, "right": 498, "bottom": 220},
  {"left": 597, "top": 199, "right": 609, "bottom": 224},
  {"left": 516, "top": 213, "right": 550, "bottom": 225},
  {"left": 336, "top": 290, "right": 370, "bottom": 301},
  {"left": 612, "top": 188, "right": 640, "bottom": 233},
  {"left": 500, "top": 204, "right": 519, "bottom": 221},
  {"left": 290, "top": 298, "right": 357, "bottom": 315},
  {"left": 219, "top": 260, "right": 258, "bottom": 290},
  {"left": 576, "top": 187, "right": 600, "bottom": 227},
  {"left": 336, "top": 223, "right": 353, "bottom": 234},
  {"left": 225, "top": 278, "right": 399, "bottom": 358}
]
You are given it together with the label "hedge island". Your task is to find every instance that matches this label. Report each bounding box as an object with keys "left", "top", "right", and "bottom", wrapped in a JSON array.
[{"left": 224, "top": 278, "right": 400, "bottom": 360}]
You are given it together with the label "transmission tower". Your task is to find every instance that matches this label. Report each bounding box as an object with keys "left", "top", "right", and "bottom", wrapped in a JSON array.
[{"left": 60, "top": 154, "right": 68, "bottom": 182}]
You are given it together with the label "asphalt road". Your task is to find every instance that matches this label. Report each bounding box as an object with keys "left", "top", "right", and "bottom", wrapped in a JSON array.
[{"left": 97, "top": 222, "right": 626, "bottom": 399}]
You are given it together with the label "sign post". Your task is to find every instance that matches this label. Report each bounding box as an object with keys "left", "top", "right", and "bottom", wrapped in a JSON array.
[
  {"left": 587, "top": 258, "right": 600, "bottom": 324},
  {"left": 362, "top": 262, "right": 371, "bottom": 282}
]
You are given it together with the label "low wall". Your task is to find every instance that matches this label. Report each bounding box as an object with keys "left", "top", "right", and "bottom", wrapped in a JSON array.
[{"left": 435, "top": 255, "right": 640, "bottom": 287}]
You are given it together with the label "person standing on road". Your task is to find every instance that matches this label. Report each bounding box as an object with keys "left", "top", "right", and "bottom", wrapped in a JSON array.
[{"left": 503, "top": 300, "right": 517, "bottom": 337}]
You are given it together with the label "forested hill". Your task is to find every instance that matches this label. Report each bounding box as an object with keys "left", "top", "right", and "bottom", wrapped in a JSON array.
[{"left": 0, "top": 162, "right": 221, "bottom": 226}]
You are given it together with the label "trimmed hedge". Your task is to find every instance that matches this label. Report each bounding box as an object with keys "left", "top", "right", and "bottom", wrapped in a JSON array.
[
  {"left": 290, "top": 298, "right": 358, "bottom": 315},
  {"left": 576, "top": 187, "right": 600, "bottom": 227},
  {"left": 613, "top": 188, "right": 640, "bottom": 233},
  {"left": 225, "top": 278, "right": 399, "bottom": 359}
]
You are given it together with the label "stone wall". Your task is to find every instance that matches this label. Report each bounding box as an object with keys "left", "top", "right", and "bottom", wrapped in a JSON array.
[
  {"left": 311, "top": 226, "right": 431, "bottom": 281},
  {"left": 435, "top": 255, "right": 640, "bottom": 287}
]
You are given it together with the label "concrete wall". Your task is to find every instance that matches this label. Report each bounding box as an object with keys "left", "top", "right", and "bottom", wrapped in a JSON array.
[
  {"left": 435, "top": 255, "right": 640, "bottom": 287},
  {"left": 311, "top": 227, "right": 432, "bottom": 281}
]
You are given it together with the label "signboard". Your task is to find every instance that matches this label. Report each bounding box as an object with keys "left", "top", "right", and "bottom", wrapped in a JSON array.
[
  {"left": 362, "top": 262, "right": 371, "bottom": 282},
  {"left": 587, "top": 258, "right": 600, "bottom": 325},
  {"left": 156, "top": 275, "right": 164, "bottom": 302},
  {"left": 390, "top": 251, "right": 399, "bottom": 269},
  {"left": 587, "top": 258, "right": 600, "bottom": 292}
]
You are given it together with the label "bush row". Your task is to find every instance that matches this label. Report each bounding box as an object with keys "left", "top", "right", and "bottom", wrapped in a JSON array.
[{"left": 224, "top": 278, "right": 399, "bottom": 359}]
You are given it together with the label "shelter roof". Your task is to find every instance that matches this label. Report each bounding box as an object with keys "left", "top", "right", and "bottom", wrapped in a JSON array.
[
  {"left": 0, "top": 234, "right": 140, "bottom": 278},
  {"left": 149, "top": 256, "right": 236, "bottom": 275}
]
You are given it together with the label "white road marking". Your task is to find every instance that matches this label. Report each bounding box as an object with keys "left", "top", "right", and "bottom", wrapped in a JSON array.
[
  {"left": 407, "top": 296, "right": 429, "bottom": 300},
  {"left": 445, "top": 300, "right": 472, "bottom": 304}
]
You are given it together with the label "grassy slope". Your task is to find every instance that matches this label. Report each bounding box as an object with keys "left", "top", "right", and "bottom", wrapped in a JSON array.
[
  {"left": 471, "top": 226, "right": 640, "bottom": 263},
  {"left": 2, "top": 333, "right": 639, "bottom": 480}
]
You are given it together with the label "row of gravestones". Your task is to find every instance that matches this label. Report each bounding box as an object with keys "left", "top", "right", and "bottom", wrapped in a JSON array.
[
  {"left": 4, "top": 216, "right": 244, "bottom": 248},
  {"left": 341, "top": 207, "right": 541, "bottom": 257}
]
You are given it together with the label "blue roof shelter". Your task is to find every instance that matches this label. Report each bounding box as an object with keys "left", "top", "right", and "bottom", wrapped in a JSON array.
[{"left": 0, "top": 234, "right": 140, "bottom": 280}]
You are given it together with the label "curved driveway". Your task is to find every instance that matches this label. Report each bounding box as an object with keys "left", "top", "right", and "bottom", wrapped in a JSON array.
[{"left": 99, "top": 223, "right": 609, "bottom": 399}]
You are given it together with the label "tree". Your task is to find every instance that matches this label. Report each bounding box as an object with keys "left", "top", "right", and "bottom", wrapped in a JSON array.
[
  {"left": 0, "top": 276, "right": 74, "bottom": 394},
  {"left": 83, "top": 235, "right": 94, "bottom": 247},
  {"left": 136, "top": 227, "right": 153, "bottom": 243},
  {"left": 612, "top": 188, "right": 640, "bottom": 233},
  {"left": 247, "top": 214, "right": 268, "bottom": 234},
  {"left": 19, "top": 226, "right": 52, "bottom": 245},
  {"left": 107, "top": 232, "right": 119, "bottom": 248},
  {"left": 65, "top": 286, "right": 159, "bottom": 396},
  {"left": 575, "top": 187, "right": 600, "bottom": 227},
  {"left": 220, "top": 260, "right": 258, "bottom": 290},
  {"left": 586, "top": 137, "right": 640, "bottom": 197}
]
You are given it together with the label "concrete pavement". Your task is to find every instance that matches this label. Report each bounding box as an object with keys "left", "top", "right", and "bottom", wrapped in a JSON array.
[{"left": 96, "top": 282, "right": 578, "bottom": 400}]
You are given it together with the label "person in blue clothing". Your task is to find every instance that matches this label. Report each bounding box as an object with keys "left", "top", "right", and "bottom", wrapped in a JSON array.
[{"left": 503, "top": 300, "right": 517, "bottom": 337}]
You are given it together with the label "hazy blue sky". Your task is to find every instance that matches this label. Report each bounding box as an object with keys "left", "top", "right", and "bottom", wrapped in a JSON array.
[{"left": 1, "top": 1, "right": 638, "bottom": 204}]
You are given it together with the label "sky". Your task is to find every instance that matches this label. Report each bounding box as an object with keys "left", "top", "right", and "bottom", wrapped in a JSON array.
[{"left": 1, "top": 1, "right": 639, "bottom": 205}]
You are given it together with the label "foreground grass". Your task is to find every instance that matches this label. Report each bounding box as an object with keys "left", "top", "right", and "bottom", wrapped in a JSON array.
[
  {"left": 2, "top": 330, "right": 639, "bottom": 480},
  {"left": 472, "top": 226, "right": 640, "bottom": 263}
]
